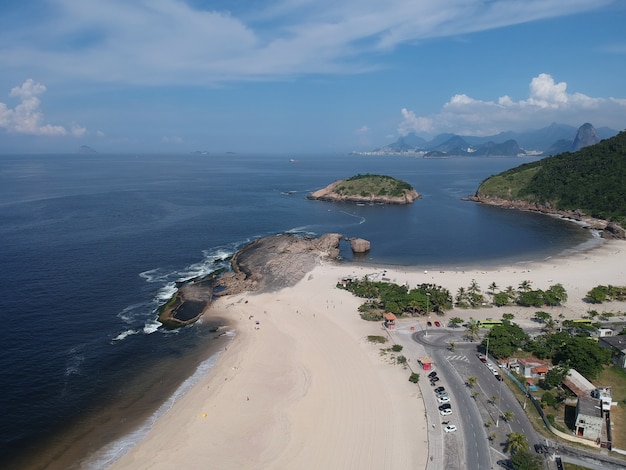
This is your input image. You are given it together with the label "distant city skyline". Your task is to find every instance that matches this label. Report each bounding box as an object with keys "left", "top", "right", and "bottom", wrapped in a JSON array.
[{"left": 0, "top": 0, "right": 625, "bottom": 154}]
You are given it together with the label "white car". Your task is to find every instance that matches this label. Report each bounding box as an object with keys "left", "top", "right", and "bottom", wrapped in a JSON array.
[
  {"left": 439, "top": 408, "right": 452, "bottom": 416},
  {"left": 437, "top": 396, "right": 450, "bottom": 404},
  {"left": 444, "top": 424, "right": 457, "bottom": 433}
]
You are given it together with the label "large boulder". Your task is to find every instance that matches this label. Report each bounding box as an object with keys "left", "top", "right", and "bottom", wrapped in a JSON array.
[{"left": 349, "top": 238, "right": 371, "bottom": 253}]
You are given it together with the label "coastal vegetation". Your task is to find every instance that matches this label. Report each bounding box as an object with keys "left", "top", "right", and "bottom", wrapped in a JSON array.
[
  {"left": 586, "top": 284, "right": 626, "bottom": 303},
  {"left": 308, "top": 173, "right": 420, "bottom": 204},
  {"left": 334, "top": 174, "right": 414, "bottom": 198},
  {"left": 483, "top": 321, "right": 611, "bottom": 380},
  {"left": 475, "top": 130, "right": 626, "bottom": 225},
  {"left": 338, "top": 277, "right": 452, "bottom": 320}
]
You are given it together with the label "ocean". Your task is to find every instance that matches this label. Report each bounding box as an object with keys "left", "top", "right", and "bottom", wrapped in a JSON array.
[{"left": 0, "top": 153, "right": 594, "bottom": 469}]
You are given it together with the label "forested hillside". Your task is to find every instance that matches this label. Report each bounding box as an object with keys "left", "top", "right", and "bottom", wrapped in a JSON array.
[{"left": 476, "top": 130, "right": 626, "bottom": 224}]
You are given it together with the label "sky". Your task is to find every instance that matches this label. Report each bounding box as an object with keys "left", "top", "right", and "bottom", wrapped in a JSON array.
[{"left": 0, "top": 0, "right": 625, "bottom": 154}]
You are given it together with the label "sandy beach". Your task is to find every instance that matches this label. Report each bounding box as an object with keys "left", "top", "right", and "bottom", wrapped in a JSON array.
[{"left": 109, "top": 238, "right": 626, "bottom": 470}]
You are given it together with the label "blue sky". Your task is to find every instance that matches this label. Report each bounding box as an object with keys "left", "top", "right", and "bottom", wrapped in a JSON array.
[{"left": 0, "top": 0, "right": 625, "bottom": 153}]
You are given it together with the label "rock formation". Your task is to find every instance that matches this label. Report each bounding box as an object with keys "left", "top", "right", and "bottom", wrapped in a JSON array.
[{"left": 348, "top": 238, "right": 371, "bottom": 253}]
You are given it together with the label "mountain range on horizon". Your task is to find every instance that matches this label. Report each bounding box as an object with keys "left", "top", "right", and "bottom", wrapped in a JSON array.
[{"left": 365, "top": 122, "right": 620, "bottom": 157}]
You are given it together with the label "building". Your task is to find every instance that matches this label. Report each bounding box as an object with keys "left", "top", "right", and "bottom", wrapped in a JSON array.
[
  {"left": 574, "top": 396, "right": 604, "bottom": 441},
  {"left": 599, "top": 336, "right": 626, "bottom": 369},
  {"left": 563, "top": 369, "right": 596, "bottom": 397}
]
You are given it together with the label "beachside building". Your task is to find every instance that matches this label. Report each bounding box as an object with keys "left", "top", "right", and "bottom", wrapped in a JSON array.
[
  {"left": 501, "top": 357, "right": 550, "bottom": 379},
  {"left": 383, "top": 313, "right": 397, "bottom": 330},
  {"left": 563, "top": 369, "right": 596, "bottom": 398},
  {"left": 599, "top": 336, "right": 626, "bottom": 369},
  {"left": 574, "top": 396, "right": 604, "bottom": 441}
]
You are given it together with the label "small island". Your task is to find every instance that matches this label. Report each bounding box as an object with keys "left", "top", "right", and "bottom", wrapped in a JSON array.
[{"left": 307, "top": 174, "right": 420, "bottom": 205}]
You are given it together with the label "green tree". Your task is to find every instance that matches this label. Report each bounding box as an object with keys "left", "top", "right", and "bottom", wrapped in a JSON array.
[
  {"left": 534, "top": 311, "right": 551, "bottom": 323},
  {"left": 493, "top": 292, "right": 510, "bottom": 307},
  {"left": 465, "top": 322, "right": 481, "bottom": 341},
  {"left": 511, "top": 449, "right": 543, "bottom": 470},
  {"left": 502, "top": 313, "right": 515, "bottom": 322},
  {"left": 467, "top": 376, "right": 478, "bottom": 388},
  {"left": 516, "top": 289, "right": 545, "bottom": 307},
  {"left": 448, "top": 316, "right": 464, "bottom": 327},
  {"left": 505, "top": 432, "right": 528, "bottom": 454},
  {"left": 544, "top": 283, "right": 567, "bottom": 306},
  {"left": 518, "top": 280, "right": 532, "bottom": 292},
  {"left": 541, "top": 366, "right": 568, "bottom": 389},
  {"left": 503, "top": 411, "right": 515, "bottom": 423},
  {"left": 588, "top": 285, "right": 612, "bottom": 303},
  {"left": 488, "top": 282, "right": 499, "bottom": 295},
  {"left": 554, "top": 336, "right": 612, "bottom": 379},
  {"left": 482, "top": 323, "right": 530, "bottom": 359},
  {"left": 455, "top": 287, "right": 469, "bottom": 308}
]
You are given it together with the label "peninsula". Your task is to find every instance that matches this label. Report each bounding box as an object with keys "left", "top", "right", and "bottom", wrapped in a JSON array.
[{"left": 307, "top": 174, "right": 420, "bottom": 205}]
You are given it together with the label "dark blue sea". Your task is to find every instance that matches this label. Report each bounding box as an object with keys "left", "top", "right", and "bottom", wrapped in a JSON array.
[{"left": 0, "top": 153, "right": 595, "bottom": 469}]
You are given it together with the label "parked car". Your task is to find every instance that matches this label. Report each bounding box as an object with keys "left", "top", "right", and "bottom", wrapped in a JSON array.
[
  {"left": 434, "top": 386, "right": 445, "bottom": 394},
  {"left": 430, "top": 376, "right": 440, "bottom": 384},
  {"left": 477, "top": 354, "right": 487, "bottom": 363},
  {"left": 495, "top": 374, "right": 503, "bottom": 381},
  {"left": 444, "top": 424, "right": 457, "bottom": 433},
  {"left": 427, "top": 321, "right": 432, "bottom": 327},
  {"left": 436, "top": 391, "right": 448, "bottom": 398},
  {"left": 439, "top": 408, "right": 453, "bottom": 416},
  {"left": 428, "top": 371, "right": 437, "bottom": 379},
  {"left": 437, "top": 396, "right": 450, "bottom": 404},
  {"left": 434, "top": 321, "right": 441, "bottom": 327},
  {"left": 438, "top": 403, "right": 451, "bottom": 410}
]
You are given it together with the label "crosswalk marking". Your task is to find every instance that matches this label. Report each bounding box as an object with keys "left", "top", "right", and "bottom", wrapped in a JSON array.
[{"left": 446, "top": 354, "right": 469, "bottom": 362}]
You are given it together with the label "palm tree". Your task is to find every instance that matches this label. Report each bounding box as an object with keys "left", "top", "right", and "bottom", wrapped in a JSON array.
[
  {"left": 488, "top": 281, "right": 498, "bottom": 294},
  {"left": 490, "top": 395, "right": 499, "bottom": 405},
  {"left": 455, "top": 287, "right": 468, "bottom": 307},
  {"left": 464, "top": 322, "right": 480, "bottom": 341},
  {"left": 448, "top": 342, "right": 456, "bottom": 351},
  {"left": 504, "top": 410, "right": 515, "bottom": 423},
  {"left": 506, "top": 432, "right": 528, "bottom": 454},
  {"left": 505, "top": 285, "right": 516, "bottom": 301},
  {"left": 518, "top": 280, "right": 532, "bottom": 292},
  {"left": 467, "top": 376, "right": 478, "bottom": 388}
]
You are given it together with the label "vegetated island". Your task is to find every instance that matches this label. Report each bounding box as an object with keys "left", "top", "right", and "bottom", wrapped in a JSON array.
[
  {"left": 468, "top": 129, "right": 626, "bottom": 239},
  {"left": 307, "top": 174, "right": 420, "bottom": 205}
]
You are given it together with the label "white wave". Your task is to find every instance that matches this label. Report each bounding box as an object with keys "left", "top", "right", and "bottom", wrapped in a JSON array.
[
  {"left": 138, "top": 268, "right": 168, "bottom": 283},
  {"left": 112, "top": 329, "right": 139, "bottom": 342},
  {"left": 143, "top": 320, "right": 161, "bottom": 335},
  {"left": 156, "top": 282, "right": 177, "bottom": 301},
  {"left": 84, "top": 339, "right": 233, "bottom": 469}
]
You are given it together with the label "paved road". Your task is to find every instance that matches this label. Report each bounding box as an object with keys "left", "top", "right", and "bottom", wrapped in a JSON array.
[{"left": 391, "top": 323, "right": 542, "bottom": 470}]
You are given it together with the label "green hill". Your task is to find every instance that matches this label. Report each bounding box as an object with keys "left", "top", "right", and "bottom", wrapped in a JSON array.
[
  {"left": 308, "top": 174, "right": 420, "bottom": 205},
  {"left": 475, "top": 130, "right": 626, "bottom": 225}
]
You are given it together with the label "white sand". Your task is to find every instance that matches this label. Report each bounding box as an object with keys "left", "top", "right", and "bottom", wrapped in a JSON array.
[{"left": 109, "top": 239, "right": 626, "bottom": 470}]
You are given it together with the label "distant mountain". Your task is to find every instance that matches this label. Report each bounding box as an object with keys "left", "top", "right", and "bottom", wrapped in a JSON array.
[
  {"left": 368, "top": 123, "right": 619, "bottom": 157},
  {"left": 570, "top": 123, "right": 599, "bottom": 152},
  {"left": 77, "top": 145, "right": 97, "bottom": 154}
]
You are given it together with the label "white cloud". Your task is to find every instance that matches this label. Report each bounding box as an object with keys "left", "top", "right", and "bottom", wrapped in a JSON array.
[
  {"left": 0, "top": 79, "right": 85, "bottom": 136},
  {"left": 398, "top": 73, "right": 626, "bottom": 136},
  {"left": 355, "top": 125, "right": 370, "bottom": 135},
  {"left": 0, "top": 0, "right": 613, "bottom": 85}
]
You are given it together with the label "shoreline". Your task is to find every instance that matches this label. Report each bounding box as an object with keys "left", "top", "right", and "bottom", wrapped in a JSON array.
[{"left": 106, "top": 237, "right": 626, "bottom": 469}]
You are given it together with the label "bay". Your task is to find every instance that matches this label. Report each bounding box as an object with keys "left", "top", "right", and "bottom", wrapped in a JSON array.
[{"left": 0, "top": 153, "right": 592, "bottom": 468}]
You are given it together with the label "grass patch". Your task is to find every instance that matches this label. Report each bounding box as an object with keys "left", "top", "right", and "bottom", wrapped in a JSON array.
[
  {"left": 596, "top": 366, "right": 626, "bottom": 449},
  {"left": 367, "top": 335, "right": 387, "bottom": 344}
]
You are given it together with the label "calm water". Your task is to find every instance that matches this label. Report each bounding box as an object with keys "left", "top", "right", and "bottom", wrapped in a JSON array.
[{"left": 0, "top": 153, "right": 592, "bottom": 468}]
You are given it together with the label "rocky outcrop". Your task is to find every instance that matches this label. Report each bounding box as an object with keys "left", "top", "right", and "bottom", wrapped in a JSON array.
[
  {"left": 468, "top": 195, "right": 624, "bottom": 239},
  {"left": 348, "top": 238, "right": 371, "bottom": 253},
  {"left": 571, "top": 123, "right": 599, "bottom": 152},
  {"left": 308, "top": 180, "right": 419, "bottom": 205},
  {"left": 215, "top": 233, "right": 343, "bottom": 294}
]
